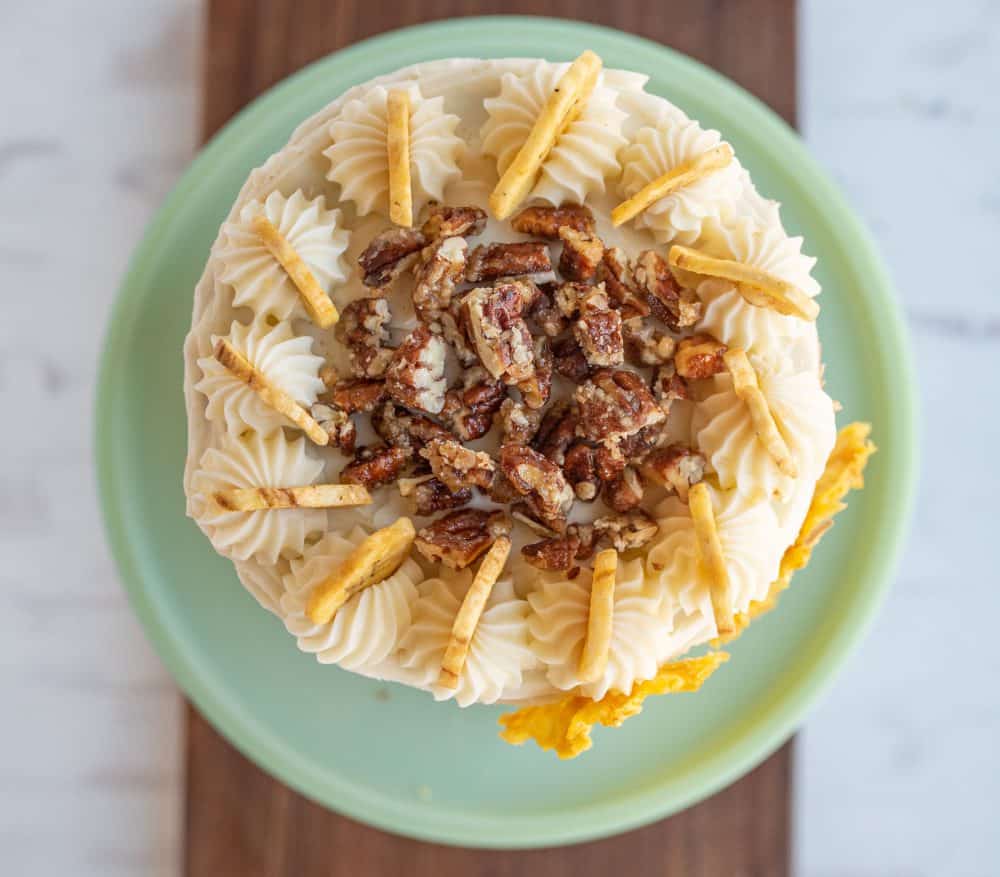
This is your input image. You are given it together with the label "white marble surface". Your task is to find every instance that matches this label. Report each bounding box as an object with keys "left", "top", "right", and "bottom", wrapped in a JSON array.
[{"left": 0, "top": 2, "right": 995, "bottom": 874}]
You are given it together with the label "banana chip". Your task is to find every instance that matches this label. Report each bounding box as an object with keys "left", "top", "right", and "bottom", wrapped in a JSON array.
[
  {"left": 489, "top": 50, "right": 603, "bottom": 220},
  {"left": 578, "top": 549, "right": 617, "bottom": 684},
  {"left": 724, "top": 348, "right": 797, "bottom": 477},
  {"left": 438, "top": 536, "right": 512, "bottom": 690},
  {"left": 306, "top": 518, "right": 416, "bottom": 624},
  {"left": 386, "top": 89, "right": 413, "bottom": 227},
  {"left": 612, "top": 143, "right": 734, "bottom": 226},
  {"left": 668, "top": 244, "right": 819, "bottom": 321},
  {"left": 250, "top": 214, "right": 339, "bottom": 328},
  {"left": 689, "top": 482, "right": 735, "bottom": 635},
  {"left": 209, "top": 483, "right": 371, "bottom": 512},
  {"left": 213, "top": 338, "right": 328, "bottom": 446}
]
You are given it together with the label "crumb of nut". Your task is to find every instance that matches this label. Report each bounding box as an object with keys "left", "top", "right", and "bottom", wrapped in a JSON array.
[
  {"left": 412, "top": 236, "right": 467, "bottom": 328},
  {"left": 499, "top": 397, "right": 543, "bottom": 445},
  {"left": 553, "top": 281, "right": 590, "bottom": 318},
  {"left": 602, "top": 467, "right": 644, "bottom": 513},
  {"left": 510, "top": 204, "right": 595, "bottom": 239},
  {"left": 340, "top": 445, "right": 409, "bottom": 489},
  {"left": 462, "top": 283, "right": 536, "bottom": 384},
  {"left": 532, "top": 401, "right": 578, "bottom": 466},
  {"left": 622, "top": 318, "right": 676, "bottom": 366},
  {"left": 465, "top": 241, "right": 552, "bottom": 282},
  {"left": 516, "top": 337, "right": 552, "bottom": 410},
  {"left": 573, "top": 285, "right": 624, "bottom": 367},
  {"left": 499, "top": 444, "right": 574, "bottom": 531},
  {"left": 563, "top": 443, "right": 600, "bottom": 502},
  {"left": 551, "top": 336, "right": 592, "bottom": 383},
  {"left": 413, "top": 477, "right": 472, "bottom": 517},
  {"left": 441, "top": 366, "right": 507, "bottom": 440},
  {"left": 337, "top": 297, "right": 395, "bottom": 379},
  {"left": 675, "top": 333, "right": 728, "bottom": 379},
  {"left": 414, "top": 508, "right": 511, "bottom": 570},
  {"left": 641, "top": 445, "right": 706, "bottom": 500},
  {"left": 597, "top": 247, "right": 651, "bottom": 319},
  {"left": 593, "top": 510, "right": 658, "bottom": 552},
  {"left": 421, "top": 203, "right": 487, "bottom": 239},
  {"left": 574, "top": 368, "right": 665, "bottom": 444},
  {"left": 371, "top": 401, "right": 453, "bottom": 457},
  {"left": 635, "top": 250, "right": 702, "bottom": 329},
  {"left": 310, "top": 403, "right": 356, "bottom": 453},
  {"left": 323, "top": 378, "right": 388, "bottom": 414},
  {"left": 558, "top": 226, "right": 604, "bottom": 281},
  {"left": 385, "top": 325, "right": 448, "bottom": 414},
  {"left": 526, "top": 284, "right": 569, "bottom": 337},
  {"left": 652, "top": 361, "right": 689, "bottom": 409},
  {"left": 420, "top": 438, "right": 496, "bottom": 492},
  {"left": 358, "top": 228, "right": 427, "bottom": 288}
]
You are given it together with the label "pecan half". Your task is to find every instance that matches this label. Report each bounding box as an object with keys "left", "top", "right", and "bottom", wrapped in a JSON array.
[
  {"left": 371, "top": 401, "right": 453, "bottom": 457},
  {"left": 602, "top": 467, "right": 644, "bottom": 513},
  {"left": 322, "top": 378, "right": 387, "bottom": 414},
  {"left": 551, "top": 336, "right": 592, "bottom": 383},
  {"left": 309, "top": 403, "right": 356, "bottom": 453},
  {"left": 421, "top": 203, "right": 487, "bottom": 239},
  {"left": 573, "top": 285, "right": 624, "bottom": 367},
  {"left": 574, "top": 368, "right": 665, "bottom": 444},
  {"left": 337, "top": 297, "right": 394, "bottom": 379},
  {"left": 674, "top": 333, "right": 728, "bottom": 379},
  {"left": 412, "top": 477, "right": 472, "bottom": 517},
  {"left": 358, "top": 228, "right": 427, "bottom": 288},
  {"left": 593, "top": 510, "right": 658, "bottom": 552},
  {"left": 499, "top": 444, "right": 574, "bottom": 531},
  {"left": 510, "top": 204, "right": 595, "bottom": 238},
  {"left": 420, "top": 438, "right": 496, "bottom": 492},
  {"left": 412, "top": 236, "right": 467, "bottom": 328},
  {"left": 462, "top": 283, "right": 536, "bottom": 384},
  {"left": 414, "top": 508, "right": 511, "bottom": 570},
  {"left": 597, "top": 247, "right": 650, "bottom": 319},
  {"left": 499, "top": 398, "right": 543, "bottom": 445},
  {"left": 441, "top": 366, "right": 507, "bottom": 440},
  {"left": 622, "top": 318, "right": 676, "bottom": 366},
  {"left": 635, "top": 250, "right": 702, "bottom": 330},
  {"left": 563, "top": 443, "right": 600, "bottom": 502},
  {"left": 558, "top": 226, "right": 604, "bottom": 282},
  {"left": 465, "top": 241, "right": 552, "bottom": 282},
  {"left": 339, "top": 445, "right": 409, "bottom": 489},
  {"left": 641, "top": 445, "right": 706, "bottom": 501},
  {"left": 384, "top": 325, "right": 448, "bottom": 415}
]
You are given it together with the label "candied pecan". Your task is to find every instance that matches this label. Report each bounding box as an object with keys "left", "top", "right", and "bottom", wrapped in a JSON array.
[
  {"left": 553, "top": 281, "right": 590, "bottom": 318},
  {"left": 574, "top": 368, "right": 665, "bottom": 444},
  {"left": 414, "top": 509, "right": 511, "bottom": 570},
  {"left": 465, "top": 241, "right": 552, "bottom": 282},
  {"left": 533, "top": 401, "right": 578, "bottom": 465},
  {"left": 486, "top": 470, "right": 521, "bottom": 505},
  {"left": 641, "top": 445, "right": 706, "bottom": 501},
  {"left": 551, "top": 336, "right": 592, "bottom": 383},
  {"left": 635, "top": 250, "right": 702, "bottom": 330},
  {"left": 499, "top": 444, "right": 574, "bottom": 531},
  {"left": 527, "top": 286, "right": 568, "bottom": 339},
  {"left": 674, "top": 333, "right": 728, "bottom": 379},
  {"left": 384, "top": 325, "right": 448, "bottom": 414},
  {"left": 594, "top": 441, "right": 627, "bottom": 481},
  {"left": 462, "top": 283, "right": 536, "bottom": 384},
  {"left": 340, "top": 445, "right": 409, "bottom": 489},
  {"left": 563, "top": 443, "right": 600, "bottom": 502},
  {"left": 622, "top": 318, "right": 676, "bottom": 366},
  {"left": 597, "top": 247, "right": 650, "bottom": 319},
  {"left": 309, "top": 403, "right": 356, "bottom": 453},
  {"left": 438, "top": 299, "right": 479, "bottom": 367},
  {"left": 358, "top": 228, "right": 427, "bottom": 288},
  {"left": 521, "top": 535, "right": 582, "bottom": 571},
  {"left": 371, "top": 401, "right": 453, "bottom": 457},
  {"left": 602, "top": 467, "right": 644, "bottom": 513},
  {"left": 420, "top": 203, "right": 487, "bottom": 239},
  {"left": 593, "top": 510, "right": 658, "bottom": 552},
  {"left": 412, "top": 236, "right": 467, "bottom": 328},
  {"left": 337, "top": 297, "right": 394, "bottom": 379},
  {"left": 558, "top": 226, "right": 604, "bottom": 282},
  {"left": 412, "top": 477, "right": 472, "bottom": 517},
  {"left": 421, "top": 438, "right": 496, "bottom": 492},
  {"left": 573, "top": 285, "right": 624, "bottom": 367},
  {"left": 652, "top": 361, "right": 689, "bottom": 408},
  {"left": 498, "top": 398, "right": 543, "bottom": 445},
  {"left": 619, "top": 422, "right": 669, "bottom": 461},
  {"left": 510, "top": 204, "right": 595, "bottom": 238},
  {"left": 323, "top": 378, "right": 387, "bottom": 414},
  {"left": 441, "top": 366, "right": 507, "bottom": 440},
  {"left": 516, "top": 337, "right": 552, "bottom": 409}
]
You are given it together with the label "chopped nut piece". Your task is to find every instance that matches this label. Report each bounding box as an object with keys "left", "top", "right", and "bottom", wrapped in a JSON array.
[
  {"left": 551, "top": 336, "right": 592, "bottom": 383},
  {"left": 309, "top": 403, "right": 356, "bottom": 453},
  {"left": 618, "top": 422, "right": 669, "bottom": 461},
  {"left": 635, "top": 250, "right": 702, "bottom": 330},
  {"left": 337, "top": 297, "right": 394, "bottom": 379},
  {"left": 652, "top": 362, "right": 689, "bottom": 409},
  {"left": 371, "top": 401, "right": 453, "bottom": 457},
  {"left": 675, "top": 333, "right": 728, "bottom": 379},
  {"left": 439, "top": 299, "right": 479, "bottom": 367},
  {"left": 465, "top": 241, "right": 552, "bottom": 282},
  {"left": 323, "top": 378, "right": 387, "bottom": 414},
  {"left": 641, "top": 445, "right": 706, "bottom": 500},
  {"left": 558, "top": 226, "right": 604, "bottom": 281},
  {"left": 414, "top": 509, "right": 511, "bottom": 570},
  {"left": 413, "top": 477, "right": 472, "bottom": 517},
  {"left": 340, "top": 445, "right": 409, "bottom": 489},
  {"left": 499, "top": 398, "right": 543, "bottom": 445},
  {"left": 568, "top": 522, "right": 598, "bottom": 559},
  {"left": 563, "top": 443, "right": 600, "bottom": 502},
  {"left": 622, "top": 318, "right": 675, "bottom": 366},
  {"left": 421, "top": 438, "right": 496, "bottom": 492},
  {"left": 533, "top": 400, "right": 578, "bottom": 465},
  {"left": 602, "top": 467, "right": 644, "bottom": 513},
  {"left": 357, "top": 228, "right": 427, "bottom": 288},
  {"left": 574, "top": 368, "right": 665, "bottom": 444},
  {"left": 384, "top": 325, "right": 448, "bottom": 414},
  {"left": 553, "top": 281, "right": 590, "bottom": 318},
  {"left": 516, "top": 337, "right": 553, "bottom": 410},
  {"left": 421, "top": 203, "right": 488, "bottom": 239},
  {"left": 527, "top": 284, "right": 569, "bottom": 337},
  {"left": 598, "top": 247, "right": 650, "bottom": 319},
  {"left": 594, "top": 441, "right": 627, "bottom": 481},
  {"left": 499, "top": 444, "right": 574, "bottom": 531},
  {"left": 510, "top": 204, "right": 595, "bottom": 238},
  {"left": 462, "top": 283, "right": 536, "bottom": 384},
  {"left": 573, "top": 285, "right": 624, "bottom": 367},
  {"left": 412, "top": 236, "right": 467, "bottom": 328},
  {"left": 593, "top": 510, "right": 658, "bottom": 552},
  {"left": 441, "top": 366, "right": 507, "bottom": 440},
  {"left": 521, "top": 535, "right": 584, "bottom": 571}
]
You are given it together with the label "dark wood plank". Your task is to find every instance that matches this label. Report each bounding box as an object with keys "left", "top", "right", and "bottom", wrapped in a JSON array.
[{"left": 189, "top": 2, "right": 796, "bottom": 874}]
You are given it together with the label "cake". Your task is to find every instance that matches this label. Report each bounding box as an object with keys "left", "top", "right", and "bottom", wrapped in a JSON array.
[{"left": 183, "top": 51, "right": 874, "bottom": 758}]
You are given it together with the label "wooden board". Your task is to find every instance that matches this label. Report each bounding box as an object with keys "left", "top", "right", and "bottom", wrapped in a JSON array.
[{"left": 188, "top": 2, "right": 796, "bottom": 874}]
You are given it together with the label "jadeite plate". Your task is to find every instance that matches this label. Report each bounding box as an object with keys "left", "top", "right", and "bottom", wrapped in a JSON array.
[{"left": 96, "top": 17, "right": 917, "bottom": 848}]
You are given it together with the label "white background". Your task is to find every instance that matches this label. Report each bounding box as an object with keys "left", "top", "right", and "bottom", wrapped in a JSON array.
[{"left": 0, "top": 2, "right": 995, "bottom": 874}]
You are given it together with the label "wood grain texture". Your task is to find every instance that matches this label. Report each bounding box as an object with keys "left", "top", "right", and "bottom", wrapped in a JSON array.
[{"left": 189, "top": 2, "right": 796, "bottom": 874}]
